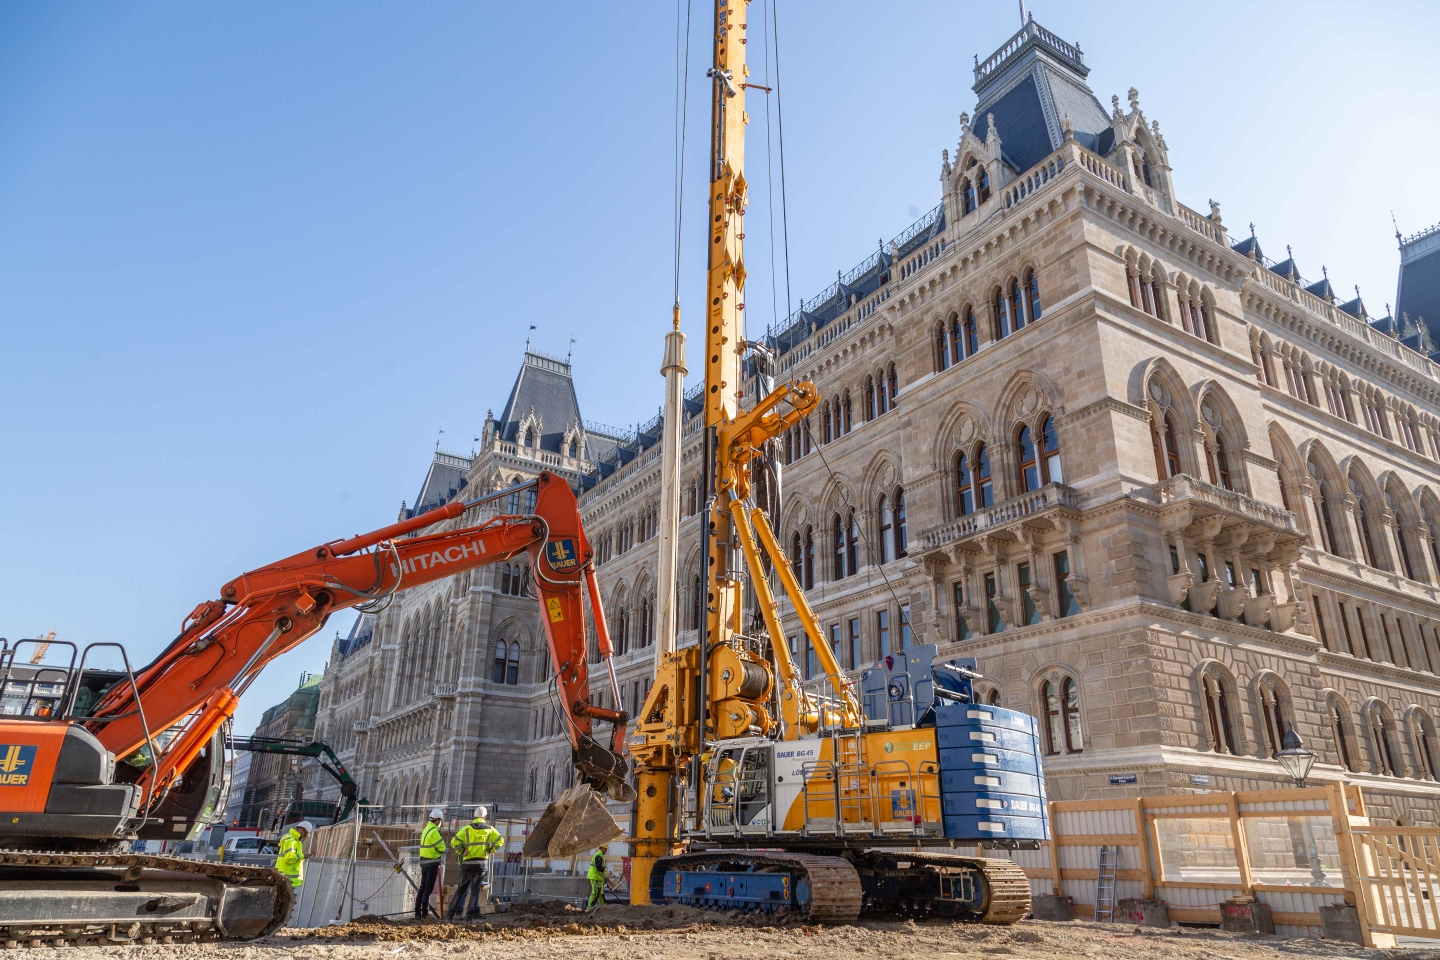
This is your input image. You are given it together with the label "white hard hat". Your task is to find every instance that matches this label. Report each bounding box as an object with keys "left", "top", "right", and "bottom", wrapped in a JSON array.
[
  {"left": 295, "top": 821, "right": 314, "bottom": 834},
  {"left": 430, "top": 808, "right": 445, "bottom": 820},
  {"left": 475, "top": 805, "right": 488, "bottom": 819}
]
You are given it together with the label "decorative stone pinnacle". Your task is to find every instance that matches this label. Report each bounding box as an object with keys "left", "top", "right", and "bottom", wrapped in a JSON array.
[
  {"left": 1061, "top": 112, "right": 1073, "bottom": 139},
  {"left": 1111, "top": 94, "right": 1122, "bottom": 119},
  {"left": 1127, "top": 87, "right": 1140, "bottom": 111}
]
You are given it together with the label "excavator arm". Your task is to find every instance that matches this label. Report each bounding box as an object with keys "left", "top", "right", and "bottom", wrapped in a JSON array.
[
  {"left": 87, "top": 471, "right": 631, "bottom": 806},
  {"left": 228, "top": 736, "right": 363, "bottom": 823}
]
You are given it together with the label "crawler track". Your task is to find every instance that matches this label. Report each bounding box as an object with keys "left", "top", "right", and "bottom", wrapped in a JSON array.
[
  {"left": 650, "top": 851, "right": 863, "bottom": 921},
  {"left": 0, "top": 850, "right": 292, "bottom": 947},
  {"left": 856, "top": 851, "right": 1031, "bottom": 924}
]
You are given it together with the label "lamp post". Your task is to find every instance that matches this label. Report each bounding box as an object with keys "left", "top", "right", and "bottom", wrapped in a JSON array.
[{"left": 1275, "top": 726, "right": 1328, "bottom": 886}]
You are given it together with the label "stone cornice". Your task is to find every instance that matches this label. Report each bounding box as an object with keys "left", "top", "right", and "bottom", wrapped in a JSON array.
[{"left": 1057, "top": 395, "right": 1150, "bottom": 427}]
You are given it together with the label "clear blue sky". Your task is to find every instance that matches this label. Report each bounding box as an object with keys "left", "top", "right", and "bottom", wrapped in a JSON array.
[{"left": 2, "top": 1, "right": 1437, "bottom": 736}]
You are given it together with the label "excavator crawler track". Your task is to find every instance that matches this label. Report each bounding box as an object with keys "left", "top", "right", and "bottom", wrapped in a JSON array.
[
  {"left": 0, "top": 850, "right": 292, "bottom": 946},
  {"left": 650, "top": 851, "right": 863, "bottom": 921},
  {"left": 855, "top": 851, "right": 1031, "bottom": 924}
]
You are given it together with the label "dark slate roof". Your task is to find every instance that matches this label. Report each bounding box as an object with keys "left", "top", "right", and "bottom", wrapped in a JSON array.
[
  {"left": 1269, "top": 258, "right": 1300, "bottom": 282},
  {"left": 969, "top": 19, "right": 1112, "bottom": 175},
  {"left": 1338, "top": 296, "right": 1368, "bottom": 319},
  {"left": 409, "top": 450, "right": 471, "bottom": 518},
  {"left": 1398, "top": 222, "right": 1440, "bottom": 348},
  {"left": 496, "top": 351, "right": 585, "bottom": 455},
  {"left": 1370, "top": 314, "right": 1400, "bottom": 337},
  {"left": 1305, "top": 277, "right": 1336, "bottom": 303},
  {"left": 1231, "top": 235, "right": 1264, "bottom": 261},
  {"left": 338, "top": 614, "right": 374, "bottom": 659}
]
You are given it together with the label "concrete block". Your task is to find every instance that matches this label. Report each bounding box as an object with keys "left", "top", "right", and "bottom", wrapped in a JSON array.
[
  {"left": 1030, "top": 893, "right": 1075, "bottom": 921},
  {"left": 1318, "top": 903, "right": 1363, "bottom": 944},
  {"left": 1220, "top": 898, "right": 1273, "bottom": 935},
  {"left": 1117, "top": 898, "right": 1169, "bottom": 927}
]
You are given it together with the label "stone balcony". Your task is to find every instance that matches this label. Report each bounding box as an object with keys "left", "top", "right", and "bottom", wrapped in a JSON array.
[
  {"left": 1154, "top": 475, "right": 1307, "bottom": 633},
  {"left": 917, "top": 483, "right": 1080, "bottom": 553}
]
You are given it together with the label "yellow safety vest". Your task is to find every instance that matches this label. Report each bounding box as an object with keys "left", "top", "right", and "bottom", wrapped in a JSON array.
[
  {"left": 587, "top": 850, "right": 605, "bottom": 881},
  {"left": 450, "top": 820, "right": 502, "bottom": 861},
  {"left": 276, "top": 829, "right": 305, "bottom": 887},
  {"left": 419, "top": 821, "right": 445, "bottom": 860}
]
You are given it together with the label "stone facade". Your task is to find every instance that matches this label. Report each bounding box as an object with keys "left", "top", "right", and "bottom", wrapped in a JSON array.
[
  {"left": 236, "top": 672, "right": 321, "bottom": 830},
  {"left": 306, "top": 17, "right": 1440, "bottom": 827}
]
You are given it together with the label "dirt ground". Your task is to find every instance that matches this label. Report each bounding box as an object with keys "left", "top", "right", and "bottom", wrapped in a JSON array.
[{"left": 7, "top": 903, "right": 1440, "bottom": 960}]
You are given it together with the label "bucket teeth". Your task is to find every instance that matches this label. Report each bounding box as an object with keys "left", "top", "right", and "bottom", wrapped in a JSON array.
[{"left": 522, "top": 784, "right": 622, "bottom": 859}]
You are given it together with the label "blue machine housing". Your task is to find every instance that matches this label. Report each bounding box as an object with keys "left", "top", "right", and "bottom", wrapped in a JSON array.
[{"left": 861, "top": 646, "right": 1050, "bottom": 844}]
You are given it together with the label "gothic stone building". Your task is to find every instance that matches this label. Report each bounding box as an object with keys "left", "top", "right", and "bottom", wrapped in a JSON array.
[{"left": 307, "top": 18, "right": 1440, "bottom": 826}]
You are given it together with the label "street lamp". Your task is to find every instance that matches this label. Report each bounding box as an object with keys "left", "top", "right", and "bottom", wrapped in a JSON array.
[{"left": 1274, "top": 726, "right": 1328, "bottom": 886}]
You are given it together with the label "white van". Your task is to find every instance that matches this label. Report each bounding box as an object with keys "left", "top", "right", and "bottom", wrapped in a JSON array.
[{"left": 222, "top": 835, "right": 279, "bottom": 857}]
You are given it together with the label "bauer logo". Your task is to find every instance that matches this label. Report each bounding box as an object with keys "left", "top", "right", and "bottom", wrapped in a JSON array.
[
  {"left": 0, "top": 745, "right": 36, "bottom": 786},
  {"left": 546, "top": 539, "right": 580, "bottom": 571}
]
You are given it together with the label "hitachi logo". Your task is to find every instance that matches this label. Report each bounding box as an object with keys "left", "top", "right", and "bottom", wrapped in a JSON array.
[{"left": 391, "top": 540, "right": 486, "bottom": 576}]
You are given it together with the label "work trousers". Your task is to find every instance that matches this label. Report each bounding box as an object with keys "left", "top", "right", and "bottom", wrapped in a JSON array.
[
  {"left": 446, "top": 862, "right": 488, "bottom": 920},
  {"left": 415, "top": 860, "right": 441, "bottom": 919},
  {"left": 587, "top": 877, "right": 604, "bottom": 909}
]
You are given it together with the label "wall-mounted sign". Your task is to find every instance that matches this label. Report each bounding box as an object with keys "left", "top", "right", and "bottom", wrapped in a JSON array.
[
  {"left": 1108, "top": 773, "right": 1137, "bottom": 785},
  {"left": 1189, "top": 774, "right": 1211, "bottom": 786}
]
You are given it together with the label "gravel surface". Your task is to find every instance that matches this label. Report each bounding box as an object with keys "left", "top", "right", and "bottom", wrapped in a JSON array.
[{"left": 4, "top": 904, "right": 1435, "bottom": 959}]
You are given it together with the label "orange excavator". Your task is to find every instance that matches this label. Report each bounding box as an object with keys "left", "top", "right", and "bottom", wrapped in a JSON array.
[{"left": 0, "top": 472, "right": 630, "bottom": 944}]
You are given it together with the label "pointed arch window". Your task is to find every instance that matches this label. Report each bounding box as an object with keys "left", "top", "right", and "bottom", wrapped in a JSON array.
[
  {"left": 994, "top": 287, "right": 1011, "bottom": 340},
  {"left": 947, "top": 313, "right": 961, "bottom": 366},
  {"left": 832, "top": 513, "right": 845, "bottom": 580},
  {"left": 1329, "top": 697, "right": 1356, "bottom": 772},
  {"left": 1201, "top": 670, "right": 1236, "bottom": 754},
  {"left": 866, "top": 377, "right": 876, "bottom": 420},
  {"left": 791, "top": 532, "right": 803, "bottom": 585},
  {"left": 842, "top": 391, "right": 853, "bottom": 432},
  {"left": 1018, "top": 424, "right": 1039, "bottom": 492},
  {"left": 976, "top": 166, "right": 990, "bottom": 203},
  {"left": 963, "top": 307, "right": 978, "bottom": 358},
  {"left": 1356, "top": 499, "right": 1380, "bottom": 569},
  {"left": 878, "top": 495, "right": 895, "bottom": 564},
  {"left": 691, "top": 573, "right": 703, "bottom": 631},
  {"left": 956, "top": 453, "right": 975, "bottom": 516},
  {"left": 1010, "top": 278, "right": 1027, "bottom": 331},
  {"left": 1041, "top": 416, "right": 1062, "bottom": 484},
  {"left": 935, "top": 323, "right": 950, "bottom": 372},
  {"left": 1043, "top": 677, "right": 1082, "bottom": 754},
  {"left": 822, "top": 401, "right": 833, "bottom": 443},
  {"left": 976, "top": 445, "right": 994, "bottom": 508},
  {"left": 1258, "top": 677, "right": 1287, "bottom": 757},
  {"left": 803, "top": 526, "right": 815, "bottom": 590},
  {"left": 961, "top": 177, "right": 976, "bottom": 214},
  {"left": 1370, "top": 706, "right": 1402, "bottom": 776},
  {"left": 846, "top": 510, "right": 859, "bottom": 575},
  {"left": 1026, "top": 268, "right": 1041, "bottom": 322},
  {"left": 894, "top": 489, "right": 907, "bottom": 559}
]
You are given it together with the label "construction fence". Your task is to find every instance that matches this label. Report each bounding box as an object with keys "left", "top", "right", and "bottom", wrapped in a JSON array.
[
  {"left": 968, "top": 781, "right": 1440, "bottom": 948},
  {"left": 290, "top": 808, "right": 627, "bottom": 926}
]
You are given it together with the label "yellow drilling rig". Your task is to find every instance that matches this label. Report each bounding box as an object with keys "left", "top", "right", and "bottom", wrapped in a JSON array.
[{"left": 626, "top": 0, "right": 1047, "bottom": 922}]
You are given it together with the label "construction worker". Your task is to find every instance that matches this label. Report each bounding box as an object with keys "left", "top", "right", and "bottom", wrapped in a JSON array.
[
  {"left": 275, "top": 821, "right": 312, "bottom": 892},
  {"left": 585, "top": 846, "right": 606, "bottom": 910},
  {"left": 414, "top": 808, "right": 446, "bottom": 920},
  {"left": 446, "top": 805, "right": 502, "bottom": 921}
]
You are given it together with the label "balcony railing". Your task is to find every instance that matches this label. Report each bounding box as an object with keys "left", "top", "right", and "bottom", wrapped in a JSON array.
[
  {"left": 918, "top": 483, "right": 1078, "bottom": 551},
  {"left": 1157, "top": 475, "right": 1296, "bottom": 533}
]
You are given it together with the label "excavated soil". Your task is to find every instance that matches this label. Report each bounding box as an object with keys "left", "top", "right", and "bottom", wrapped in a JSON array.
[{"left": 3, "top": 905, "right": 1436, "bottom": 959}]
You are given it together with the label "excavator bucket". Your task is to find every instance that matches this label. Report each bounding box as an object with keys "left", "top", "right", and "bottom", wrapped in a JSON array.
[{"left": 522, "top": 783, "right": 622, "bottom": 859}]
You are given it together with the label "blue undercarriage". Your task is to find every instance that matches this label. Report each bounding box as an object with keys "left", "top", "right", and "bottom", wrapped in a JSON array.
[{"left": 661, "top": 866, "right": 811, "bottom": 912}]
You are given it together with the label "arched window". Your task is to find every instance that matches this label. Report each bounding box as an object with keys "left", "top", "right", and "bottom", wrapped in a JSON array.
[
  {"left": 947, "top": 313, "right": 961, "bottom": 366},
  {"left": 1369, "top": 704, "right": 1402, "bottom": 776},
  {"left": 994, "top": 287, "right": 1011, "bottom": 340},
  {"left": 1213, "top": 433, "right": 1232, "bottom": 490},
  {"left": 1414, "top": 712, "right": 1440, "bottom": 781},
  {"left": 1040, "top": 416, "right": 1062, "bottom": 484},
  {"left": 639, "top": 596, "right": 653, "bottom": 648},
  {"left": 1328, "top": 697, "right": 1356, "bottom": 772},
  {"left": 935, "top": 323, "right": 950, "bottom": 372},
  {"left": 803, "top": 526, "right": 815, "bottom": 590},
  {"left": 1199, "top": 300, "right": 1215, "bottom": 344},
  {"left": 887, "top": 364, "right": 898, "bottom": 407},
  {"left": 832, "top": 513, "right": 845, "bottom": 580},
  {"left": 1010, "top": 278, "right": 1026, "bottom": 331},
  {"left": 1201, "top": 669, "right": 1236, "bottom": 754},
  {"left": 847, "top": 510, "right": 859, "bottom": 576},
  {"left": 963, "top": 307, "right": 978, "bottom": 358},
  {"left": 985, "top": 687, "right": 1002, "bottom": 706},
  {"left": 544, "top": 762, "right": 555, "bottom": 803},
  {"left": 962, "top": 177, "right": 976, "bottom": 214},
  {"left": 1162, "top": 416, "right": 1182, "bottom": 478},
  {"left": 976, "top": 445, "right": 994, "bottom": 508},
  {"left": 1043, "top": 676, "right": 1083, "bottom": 755},
  {"left": 1026, "top": 269, "right": 1041, "bottom": 323},
  {"left": 894, "top": 490, "right": 907, "bottom": 559},
  {"left": 1018, "top": 424, "right": 1039, "bottom": 492},
  {"left": 1355, "top": 499, "right": 1381, "bottom": 569},
  {"left": 500, "top": 564, "right": 512, "bottom": 596},
  {"left": 842, "top": 391, "right": 853, "bottom": 432},
  {"left": 976, "top": 166, "right": 990, "bottom": 203},
  {"left": 791, "top": 532, "right": 803, "bottom": 584},
  {"left": 690, "top": 574, "right": 703, "bottom": 631},
  {"left": 865, "top": 377, "right": 876, "bottom": 420},
  {"left": 878, "top": 495, "right": 895, "bottom": 564},
  {"left": 822, "top": 401, "right": 833, "bottom": 443},
  {"left": 493, "top": 640, "right": 517, "bottom": 685},
  {"left": 1258, "top": 676, "right": 1288, "bottom": 758},
  {"left": 526, "top": 766, "right": 537, "bottom": 803},
  {"left": 1310, "top": 467, "right": 1342, "bottom": 555},
  {"left": 956, "top": 453, "right": 975, "bottom": 516}
]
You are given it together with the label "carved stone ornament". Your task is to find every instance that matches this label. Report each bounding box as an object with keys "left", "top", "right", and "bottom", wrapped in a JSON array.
[
  {"left": 1018, "top": 387, "right": 1040, "bottom": 417},
  {"left": 1148, "top": 381, "right": 1168, "bottom": 406},
  {"left": 879, "top": 462, "right": 895, "bottom": 491},
  {"left": 1201, "top": 401, "right": 1219, "bottom": 427},
  {"left": 956, "top": 418, "right": 977, "bottom": 446}
]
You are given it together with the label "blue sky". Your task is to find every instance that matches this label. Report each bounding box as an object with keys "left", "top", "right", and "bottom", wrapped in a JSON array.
[{"left": 2, "top": 1, "right": 1437, "bottom": 736}]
